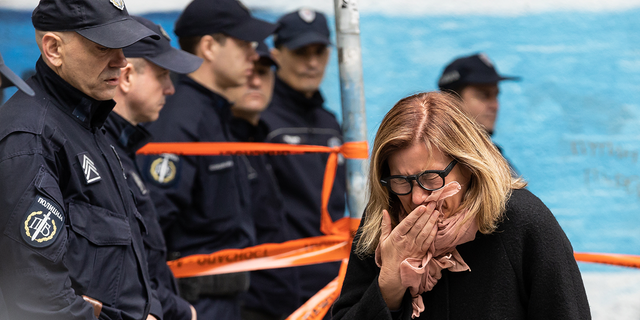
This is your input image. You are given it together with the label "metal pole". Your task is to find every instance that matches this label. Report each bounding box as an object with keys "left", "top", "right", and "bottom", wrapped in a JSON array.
[{"left": 334, "top": 0, "right": 368, "bottom": 219}]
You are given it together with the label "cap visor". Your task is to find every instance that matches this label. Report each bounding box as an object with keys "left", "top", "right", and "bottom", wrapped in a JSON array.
[
  {"left": 467, "top": 74, "right": 520, "bottom": 85},
  {"left": 283, "top": 33, "right": 331, "bottom": 50},
  {"left": 77, "top": 17, "right": 160, "bottom": 49},
  {"left": 225, "top": 18, "right": 277, "bottom": 42},
  {"left": 147, "top": 49, "right": 204, "bottom": 74},
  {"left": 0, "top": 65, "right": 35, "bottom": 96}
]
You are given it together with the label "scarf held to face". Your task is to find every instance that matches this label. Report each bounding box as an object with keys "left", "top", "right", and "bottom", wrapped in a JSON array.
[{"left": 375, "top": 181, "right": 479, "bottom": 318}]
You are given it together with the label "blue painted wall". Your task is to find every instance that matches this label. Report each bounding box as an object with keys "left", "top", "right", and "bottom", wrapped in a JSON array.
[{"left": 2, "top": 8, "right": 640, "bottom": 271}]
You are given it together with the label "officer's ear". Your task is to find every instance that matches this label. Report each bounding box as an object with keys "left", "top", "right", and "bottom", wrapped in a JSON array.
[
  {"left": 119, "top": 63, "right": 135, "bottom": 94},
  {"left": 198, "top": 35, "right": 220, "bottom": 63},
  {"left": 39, "top": 31, "right": 65, "bottom": 68}
]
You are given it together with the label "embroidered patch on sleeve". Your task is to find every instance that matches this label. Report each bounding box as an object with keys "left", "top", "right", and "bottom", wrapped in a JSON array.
[
  {"left": 146, "top": 153, "right": 181, "bottom": 187},
  {"left": 21, "top": 195, "right": 65, "bottom": 248}
]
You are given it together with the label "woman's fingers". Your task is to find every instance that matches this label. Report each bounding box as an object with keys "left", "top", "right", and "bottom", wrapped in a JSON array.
[
  {"left": 380, "top": 209, "right": 392, "bottom": 241},
  {"left": 403, "top": 201, "right": 436, "bottom": 237},
  {"left": 418, "top": 210, "right": 439, "bottom": 251}
]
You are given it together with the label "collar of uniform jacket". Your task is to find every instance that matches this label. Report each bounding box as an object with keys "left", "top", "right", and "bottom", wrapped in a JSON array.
[
  {"left": 229, "top": 117, "right": 269, "bottom": 142},
  {"left": 103, "top": 112, "right": 153, "bottom": 156},
  {"left": 34, "top": 57, "right": 115, "bottom": 130},
  {"left": 177, "top": 73, "right": 233, "bottom": 121},
  {"left": 273, "top": 76, "right": 324, "bottom": 116}
]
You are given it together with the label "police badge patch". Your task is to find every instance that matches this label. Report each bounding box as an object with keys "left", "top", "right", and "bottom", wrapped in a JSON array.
[
  {"left": 146, "top": 154, "right": 180, "bottom": 187},
  {"left": 298, "top": 8, "right": 316, "bottom": 23},
  {"left": 110, "top": 0, "right": 125, "bottom": 10},
  {"left": 21, "top": 195, "right": 65, "bottom": 248}
]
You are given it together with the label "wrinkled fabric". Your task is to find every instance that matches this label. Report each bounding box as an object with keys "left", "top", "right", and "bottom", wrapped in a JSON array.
[{"left": 376, "top": 181, "right": 478, "bottom": 318}]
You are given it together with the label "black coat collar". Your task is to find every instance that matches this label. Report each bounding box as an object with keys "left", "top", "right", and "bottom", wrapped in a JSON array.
[
  {"left": 104, "top": 112, "right": 152, "bottom": 156},
  {"left": 273, "top": 76, "right": 324, "bottom": 116},
  {"left": 34, "top": 57, "right": 115, "bottom": 129}
]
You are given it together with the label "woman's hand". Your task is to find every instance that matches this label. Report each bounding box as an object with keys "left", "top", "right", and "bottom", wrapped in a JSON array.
[{"left": 377, "top": 202, "right": 439, "bottom": 310}]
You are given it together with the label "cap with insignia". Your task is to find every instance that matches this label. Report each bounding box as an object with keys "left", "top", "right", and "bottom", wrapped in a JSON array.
[
  {"left": 174, "top": 0, "right": 276, "bottom": 43},
  {"left": 437, "top": 53, "right": 520, "bottom": 91},
  {"left": 274, "top": 9, "right": 331, "bottom": 50},
  {"left": 32, "top": 0, "right": 160, "bottom": 49},
  {"left": 0, "top": 52, "right": 35, "bottom": 96},
  {"left": 123, "top": 16, "right": 203, "bottom": 74}
]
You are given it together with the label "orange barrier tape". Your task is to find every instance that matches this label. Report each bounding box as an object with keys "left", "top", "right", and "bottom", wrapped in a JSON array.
[
  {"left": 574, "top": 252, "right": 640, "bottom": 269},
  {"left": 137, "top": 141, "right": 369, "bottom": 159},
  {"left": 286, "top": 259, "right": 349, "bottom": 320}
]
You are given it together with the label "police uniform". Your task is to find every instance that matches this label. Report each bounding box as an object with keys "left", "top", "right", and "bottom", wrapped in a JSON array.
[
  {"left": 0, "top": 57, "right": 162, "bottom": 319},
  {"left": 140, "top": 0, "right": 276, "bottom": 318},
  {"left": 142, "top": 74, "right": 254, "bottom": 318},
  {"left": 229, "top": 117, "right": 301, "bottom": 319},
  {"left": 104, "top": 112, "right": 194, "bottom": 320},
  {"left": 261, "top": 76, "right": 347, "bottom": 303}
]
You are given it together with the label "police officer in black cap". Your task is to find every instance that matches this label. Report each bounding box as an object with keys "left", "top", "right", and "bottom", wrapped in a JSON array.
[
  {"left": 261, "top": 9, "right": 346, "bottom": 312},
  {"left": 224, "top": 43, "right": 300, "bottom": 320},
  {"left": 437, "top": 52, "right": 520, "bottom": 173},
  {"left": 140, "top": 0, "right": 276, "bottom": 318},
  {"left": 0, "top": 0, "right": 163, "bottom": 319},
  {"left": 104, "top": 16, "right": 203, "bottom": 320},
  {"left": 0, "top": 52, "right": 35, "bottom": 104}
]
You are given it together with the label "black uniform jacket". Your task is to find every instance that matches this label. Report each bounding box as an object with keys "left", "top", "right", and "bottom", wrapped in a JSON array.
[
  {"left": 332, "top": 189, "right": 591, "bottom": 320},
  {"left": 0, "top": 58, "right": 162, "bottom": 320},
  {"left": 104, "top": 113, "right": 192, "bottom": 320},
  {"left": 261, "top": 77, "right": 347, "bottom": 300},
  {"left": 229, "top": 118, "right": 300, "bottom": 316},
  {"left": 142, "top": 75, "right": 254, "bottom": 258}
]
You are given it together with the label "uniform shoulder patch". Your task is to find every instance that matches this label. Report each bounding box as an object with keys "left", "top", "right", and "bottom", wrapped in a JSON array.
[
  {"left": 146, "top": 154, "right": 181, "bottom": 187},
  {"left": 21, "top": 195, "right": 65, "bottom": 248}
]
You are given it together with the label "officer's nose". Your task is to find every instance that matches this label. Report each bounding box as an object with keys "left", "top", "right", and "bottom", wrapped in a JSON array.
[
  {"left": 164, "top": 78, "right": 175, "bottom": 96},
  {"left": 111, "top": 49, "right": 127, "bottom": 69},
  {"left": 248, "top": 72, "right": 261, "bottom": 89},
  {"left": 488, "top": 97, "right": 499, "bottom": 112}
]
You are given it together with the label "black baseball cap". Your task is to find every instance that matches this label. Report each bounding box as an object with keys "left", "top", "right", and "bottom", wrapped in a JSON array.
[
  {"left": 32, "top": 0, "right": 159, "bottom": 49},
  {"left": 438, "top": 53, "right": 520, "bottom": 91},
  {"left": 0, "top": 53, "right": 35, "bottom": 96},
  {"left": 123, "top": 16, "right": 203, "bottom": 74},
  {"left": 274, "top": 9, "right": 331, "bottom": 50},
  {"left": 256, "top": 42, "right": 276, "bottom": 67},
  {"left": 174, "top": 0, "right": 276, "bottom": 42}
]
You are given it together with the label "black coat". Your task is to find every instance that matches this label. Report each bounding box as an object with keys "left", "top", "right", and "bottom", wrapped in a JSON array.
[
  {"left": 0, "top": 58, "right": 161, "bottom": 320},
  {"left": 229, "top": 118, "right": 300, "bottom": 317},
  {"left": 104, "top": 112, "right": 193, "bottom": 320},
  {"left": 332, "top": 189, "right": 591, "bottom": 320},
  {"left": 261, "top": 77, "right": 346, "bottom": 301},
  {"left": 141, "top": 75, "right": 254, "bottom": 258}
]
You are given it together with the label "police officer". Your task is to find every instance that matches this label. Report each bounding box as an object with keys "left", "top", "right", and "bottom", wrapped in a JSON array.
[
  {"left": 261, "top": 9, "right": 347, "bottom": 311},
  {"left": 104, "top": 16, "right": 203, "bottom": 320},
  {"left": 0, "top": 0, "right": 163, "bottom": 319},
  {"left": 140, "top": 0, "right": 276, "bottom": 318},
  {"left": 437, "top": 53, "right": 520, "bottom": 172},
  {"left": 0, "top": 52, "right": 35, "bottom": 320},
  {"left": 225, "top": 43, "right": 300, "bottom": 320},
  {"left": 0, "top": 52, "right": 35, "bottom": 104}
]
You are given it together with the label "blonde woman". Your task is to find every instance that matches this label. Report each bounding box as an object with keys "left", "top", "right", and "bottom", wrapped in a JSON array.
[{"left": 332, "top": 92, "right": 590, "bottom": 319}]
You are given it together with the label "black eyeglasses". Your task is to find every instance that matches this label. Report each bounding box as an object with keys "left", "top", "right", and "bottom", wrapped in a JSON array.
[{"left": 380, "top": 159, "right": 458, "bottom": 195}]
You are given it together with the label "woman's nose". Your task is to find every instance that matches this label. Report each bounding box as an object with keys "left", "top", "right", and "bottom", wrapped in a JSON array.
[{"left": 411, "top": 182, "right": 430, "bottom": 205}]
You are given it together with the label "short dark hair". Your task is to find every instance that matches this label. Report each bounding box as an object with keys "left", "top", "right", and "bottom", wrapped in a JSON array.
[{"left": 178, "top": 33, "right": 227, "bottom": 55}]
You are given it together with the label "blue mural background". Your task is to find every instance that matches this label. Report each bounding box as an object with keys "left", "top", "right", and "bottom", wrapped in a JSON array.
[{"left": 2, "top": 8, "right": 640, "bottom": 273}]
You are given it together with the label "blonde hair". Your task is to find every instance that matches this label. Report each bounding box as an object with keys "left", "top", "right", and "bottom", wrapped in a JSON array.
[{"left": 356, "top": 92, "right": 526, "bottom": 257}]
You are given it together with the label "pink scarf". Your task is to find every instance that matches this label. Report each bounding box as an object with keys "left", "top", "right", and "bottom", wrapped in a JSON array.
[{"left": 375, "top": 182, "right": 478, "bottom": 318}]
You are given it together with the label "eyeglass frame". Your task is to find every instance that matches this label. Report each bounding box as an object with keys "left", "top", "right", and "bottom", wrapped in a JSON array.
[{"left": 380, "top": 159, "right": 458, "bottom": 196}]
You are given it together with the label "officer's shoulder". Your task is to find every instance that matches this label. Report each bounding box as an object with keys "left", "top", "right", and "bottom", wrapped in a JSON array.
[{"left": 0, "top": 90, "right": 49, "bottom": 141}]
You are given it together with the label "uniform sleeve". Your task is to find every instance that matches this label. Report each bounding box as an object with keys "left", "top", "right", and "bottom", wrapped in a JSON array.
[
  {"left": 502, "top": 190, "right": 591, "bottom": 319},
  {"left": 0, "top": 133, "right": 95, "bottom": 320},
  {"left": 156, "top": 281, "right": 193, "bottom": 320}
]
